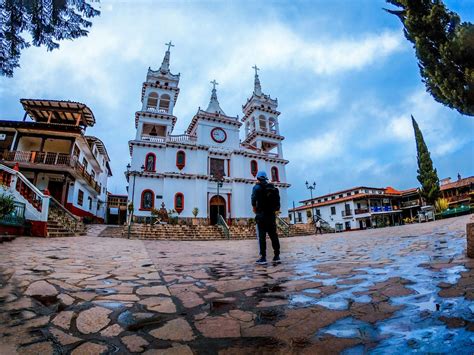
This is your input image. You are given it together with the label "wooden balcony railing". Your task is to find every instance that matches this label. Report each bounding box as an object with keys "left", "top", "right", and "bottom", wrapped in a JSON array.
[
  {"left": 1, "top": 151, "right": 101, "bottom": 194},
  {"left": 401, "top": 200, "right": 420, "bottom": 208},
  {"left": 354, "top": 208, "right": 369, "bottom": 214},
  {"left": 446, "top": 194, "right": 471, "bottom": 203}
]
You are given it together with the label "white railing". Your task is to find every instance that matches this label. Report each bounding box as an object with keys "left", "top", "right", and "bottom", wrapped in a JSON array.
[
  {"left": 146, "top": 107, "right": 169, "bottom": 114},
  {"left": 141, "top": 135, "right": 166, "bottom": 143},
  {"left": 141, "top": 134, "right": 197, "bottom": 144},
  {"left": 0, "top": 164, "right": 50, "bottom": 222}
]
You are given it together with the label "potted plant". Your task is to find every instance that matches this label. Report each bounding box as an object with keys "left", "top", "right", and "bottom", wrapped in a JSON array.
[
  {"left": 192, "top": 207, "right": 199, "bottom": 225},
  {"left": 0, "top": 193, "right": 15, "bottom": 219}
]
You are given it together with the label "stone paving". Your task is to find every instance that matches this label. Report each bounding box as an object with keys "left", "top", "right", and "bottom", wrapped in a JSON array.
[{"left": 0, "top": 215, "right": 473, "bottom": 354}]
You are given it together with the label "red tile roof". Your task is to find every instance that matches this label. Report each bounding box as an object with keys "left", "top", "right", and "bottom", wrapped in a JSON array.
[{"left": 440, "top": 176, "right": 474, "bottom": 191}]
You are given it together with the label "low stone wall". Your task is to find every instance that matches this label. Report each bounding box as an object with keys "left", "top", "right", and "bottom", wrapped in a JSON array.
[{"left": 467, "top": 221, "right": 474, "bottom": 258}]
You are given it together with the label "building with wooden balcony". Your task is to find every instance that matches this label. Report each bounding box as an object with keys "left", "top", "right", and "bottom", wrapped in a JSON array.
[
  {"left": 106, "top": 193, "right": 127, "bottom": 225},
  {"left": 0, "top": 99, "right": 112, "bottom": 223},
  {"left": 440, "top": 175, "right": 474, "bottom": 208},
  {"left": 289, "top": 186, "right": 403, "bottom": 231}
]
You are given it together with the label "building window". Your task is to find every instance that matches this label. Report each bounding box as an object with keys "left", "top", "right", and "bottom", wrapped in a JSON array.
[
  {"left": 174, "top": 193, "right": 184, "bottom": 214},
  {"left": 159, "top": 94, "right": 171, "bottom": 113},
  {"left": 250, "top": 160, "right": 258, "bottom": 177},
  {"left": 73, "top": 145, "right": 80, "bottom": 158},
  {"left": 271, "top": 166, "right": 279, "bottom": 182},
  {"left": 141, "top": 190, "right": 154, "bottom": 210},
  {"left": 147, "top": 92, "right": 158, "bottom": 109},
  {"left": 316, "top": 209, "right": 321, "bottom": 217},
  {"left": 78, "top": 189, "right": 84, "bottom": 206},
  {"left": 176, "top": 151, "right": 185, "bottom": 170},
  {"left": 88, "top": 197, "right": 92, "bottom": 210},
  {"left": 210, "top": 158, "right": 225, "bottom": 178},
  {"left": 82, "top": 158, "right": 88, "bottom": 171},
  {"left": 259, "top": 115, "right": 267, "bottom": 132},
  {"left": 144, "top": 153, "right": 156, "bottom": 172},
  {"left": 331, "top": 206, "right": 336, "bottom": 215}
]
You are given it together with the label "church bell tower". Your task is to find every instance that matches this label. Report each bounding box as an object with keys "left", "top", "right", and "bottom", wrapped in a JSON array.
[
  {"left": 135, "top": 42, "right": 180, "bottom": 140},
  {"left": 241, "top": 66, "right": 283, "bottom": 157}
]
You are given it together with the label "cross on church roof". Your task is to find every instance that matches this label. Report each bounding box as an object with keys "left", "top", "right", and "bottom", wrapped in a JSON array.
[
  {"left": 165, "top": 41, "right": 174, "bottom": 51},
  {"left": 210, "top": 80, "right": 219, "bottom": 90},
  {"left": 252, "top": 65, "right": 260, "bottom": 75}
]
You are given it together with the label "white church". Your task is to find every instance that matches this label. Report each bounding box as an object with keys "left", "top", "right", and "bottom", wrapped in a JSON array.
[{"left": 127, "top": 43, "right": 290, "bottom": 224}]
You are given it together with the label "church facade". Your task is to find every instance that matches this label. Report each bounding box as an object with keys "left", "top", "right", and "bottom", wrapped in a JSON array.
[{"left": 127, "top": 44, "right": 290, "bottom": 224}]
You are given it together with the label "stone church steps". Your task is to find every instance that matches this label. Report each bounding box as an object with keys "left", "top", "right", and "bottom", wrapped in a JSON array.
[{"left": 119, "top": 223, "right": 315, "bottom": 241}]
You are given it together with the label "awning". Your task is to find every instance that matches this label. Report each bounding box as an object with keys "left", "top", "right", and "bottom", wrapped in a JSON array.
[{"left": 21, "top": 99, "right": 96, "bottom": 127}]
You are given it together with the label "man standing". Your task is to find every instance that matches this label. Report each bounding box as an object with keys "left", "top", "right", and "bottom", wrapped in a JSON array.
[
  {"left": 251, "top": 171, "right": 280, "bottom": 264},
  {"left": 316, "top": 219, "right": 322, "bottom": 235}
]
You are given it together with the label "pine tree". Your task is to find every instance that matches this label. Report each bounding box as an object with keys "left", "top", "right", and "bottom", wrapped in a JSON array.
[
  {"left": 411, "top": 115, "right": 440, "bottom": 204},
  {"left": 386, "top": 0, "right": 474, "bottom": 116},
  {"left": 0, "top": 0, "right": 100, "bottom": 77}
]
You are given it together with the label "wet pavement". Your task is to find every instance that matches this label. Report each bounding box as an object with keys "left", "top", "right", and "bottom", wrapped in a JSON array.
[{"left": 0, "top": 215, "right": 473, "bottom": 354}]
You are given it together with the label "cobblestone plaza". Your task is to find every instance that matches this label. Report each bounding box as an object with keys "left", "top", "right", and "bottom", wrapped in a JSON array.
[{"left": 0, "top": 215, "right": 473, "bottom": 354}]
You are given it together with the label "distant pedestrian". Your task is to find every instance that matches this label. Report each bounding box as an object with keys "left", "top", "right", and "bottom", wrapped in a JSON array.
[
  {"left": 252, "top": 171, "right": 281, "bottom": 264},
  {"left": 316, "top": 219, "right": 323, "bottom": 235}
]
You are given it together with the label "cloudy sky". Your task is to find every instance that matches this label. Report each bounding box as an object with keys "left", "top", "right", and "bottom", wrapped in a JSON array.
[{"left": 1, "top": 0, "right": 473, "bottom": 204}]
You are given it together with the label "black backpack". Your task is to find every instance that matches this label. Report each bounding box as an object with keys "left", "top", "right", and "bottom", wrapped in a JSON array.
[{"left": 262, "top": 183, "right": 280, "bottom": 212}]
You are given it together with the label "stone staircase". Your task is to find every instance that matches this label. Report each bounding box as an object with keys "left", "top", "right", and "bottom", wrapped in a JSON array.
[
  {"left": 46, "top": 198, "right": 86, "bottom": 237},
  {"left": 124, "top": 224, "right": 226, "bottom": 240},
  {"left": 121, "top": 223, "right": 315, "bottom": 240}
]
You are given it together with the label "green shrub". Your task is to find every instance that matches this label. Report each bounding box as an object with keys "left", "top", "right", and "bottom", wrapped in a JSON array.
[{"left": 0, "top": 194, "right": 15, "bottom": 218}]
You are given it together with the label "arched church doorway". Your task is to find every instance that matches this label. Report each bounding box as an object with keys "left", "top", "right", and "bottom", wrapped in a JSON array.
[{"left": 209, "top": 195, "right": 226, "bottom": 225}]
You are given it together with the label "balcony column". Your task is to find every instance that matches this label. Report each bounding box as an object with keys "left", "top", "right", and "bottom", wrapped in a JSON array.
[
  {"left": 136, "top": 122, "right": 144, "bottom": 140},
  {"left": 10, "top": 130, "right": 19, "bottom": 152},
  {"left": 277, "top": 143, "right": 284, "bottom": 157}
]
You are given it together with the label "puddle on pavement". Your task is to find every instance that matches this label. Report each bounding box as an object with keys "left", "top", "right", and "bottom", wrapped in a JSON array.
[
  {"left": 117, "top": 310, "right": 135, "bottom": 327},
  {"left": 94, "top": 301, "right": 126, "bottom": 310},
  {"left": 289, "top": 294, "right": 317, "bottom": 307},
  {"left": 311, "top": 233, "right": 473, "bottom": 353}
]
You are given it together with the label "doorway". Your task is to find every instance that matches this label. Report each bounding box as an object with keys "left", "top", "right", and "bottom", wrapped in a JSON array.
[
  {"left": 48, "top": 180, "right": 64, "bottom": 203},
  {"left": 209, "top": 195, "right": 226, "bottom": 225}
]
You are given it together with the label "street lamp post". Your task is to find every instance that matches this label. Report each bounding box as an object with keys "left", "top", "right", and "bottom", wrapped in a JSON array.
[
  {"left": 126, "top": 163, "right": 144, "bottom": 239},
  {"left": 305, "top": 181, "right": 317, "bottom": 232},
  {"left": 214, "top": 173, "right": 224, "bottom": 220}
]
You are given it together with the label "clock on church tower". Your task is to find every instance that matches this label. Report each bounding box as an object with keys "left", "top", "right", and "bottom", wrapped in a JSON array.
[{"left": 210, "top": 127, "right": 227, "bottom": 143}]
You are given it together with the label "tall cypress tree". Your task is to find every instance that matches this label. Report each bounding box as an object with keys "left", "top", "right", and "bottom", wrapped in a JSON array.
[{"left": 411, "top": 115, "right": 440, "bottom": 204}]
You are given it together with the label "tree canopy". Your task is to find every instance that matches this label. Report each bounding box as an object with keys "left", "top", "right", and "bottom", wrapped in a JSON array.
[
  {"left": 411, "top": 115, "right": 440, "bottom": 205},
  {"left": 386, "top": 0, "right": 474, "bottom": 116},
  {"left": 1, "top": 0, "right": 100, "bottom": 77}
]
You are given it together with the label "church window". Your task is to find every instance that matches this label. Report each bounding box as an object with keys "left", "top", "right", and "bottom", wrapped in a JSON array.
[
  {"left": 259, "top": 115, "right": 267, "bottom": 132},
  {"left": 250, "top": 160, "right": 258, "bottom": 177},
  {"left": 144, "top": 153, "right": 156, "bottom": 172},
  {"left": 271, "top": 166, "right": 279, "bottom": 182},
  {"left": 174, "top": 193, "right": 184, "bottom": 213},
  {"left": 159, "top": 94, "right": 171, "bottom": 113},
  {"left": 176, "top": 151, "right": 186, "bottom": 170},
  {"left": 210, "top": 158, "right": 225, "bottom": 178},
  {"left": 147, "top": 92, "right": 158, "bottom": 109},
  {"left": 141, "top": 190, "right": 154, "bottom": 210}
]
